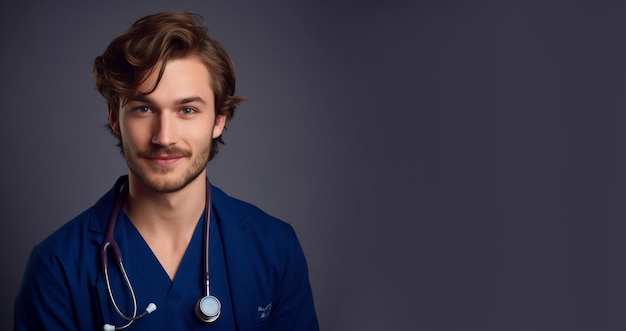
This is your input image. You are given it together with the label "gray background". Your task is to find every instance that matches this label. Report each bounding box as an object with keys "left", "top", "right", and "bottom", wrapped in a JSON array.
[{"left": 1, "top": 1, "right": 626, "bottom": 330}]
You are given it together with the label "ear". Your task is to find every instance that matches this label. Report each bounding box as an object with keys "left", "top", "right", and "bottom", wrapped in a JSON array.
[
  {"left": 107, "top": 103, "right": 121, "bottom": 136},
  {"left": 212, "top": 114, "right": 227, "bottom": 139}
]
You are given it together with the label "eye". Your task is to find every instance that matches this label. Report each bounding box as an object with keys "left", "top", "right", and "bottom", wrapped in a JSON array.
[
  {"left": 181, "top": 107, "right": 196, "bottom": 115},
  {"left": 135, "top": 106, "right": 152, "bottom": 113}
]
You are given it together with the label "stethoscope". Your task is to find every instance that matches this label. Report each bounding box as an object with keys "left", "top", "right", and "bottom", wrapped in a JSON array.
[{"left": 101, "top": 179, "right": 221, "bottom": 330}]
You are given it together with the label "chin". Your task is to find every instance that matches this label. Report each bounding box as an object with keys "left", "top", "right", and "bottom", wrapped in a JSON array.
[{"left": 135, "top": 169, "right": 205, "bottom": 194}]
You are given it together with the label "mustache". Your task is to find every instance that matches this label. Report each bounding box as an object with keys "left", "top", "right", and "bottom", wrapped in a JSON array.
[{"left": 138, "top": 147, "right": 192, "bottom": 158}]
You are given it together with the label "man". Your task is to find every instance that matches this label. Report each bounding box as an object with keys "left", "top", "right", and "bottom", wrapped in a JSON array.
[{"left": 14, "top": 11, "right": 318, "bottom": 330}]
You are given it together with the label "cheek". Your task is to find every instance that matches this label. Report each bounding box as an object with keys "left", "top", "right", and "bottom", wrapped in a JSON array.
[
  {"left": 119, "top": 122, "right": 147, "bottom": 149},
  {"left": 188, "top": 117, "right": 220, "bottom": 141},
  {"left": 191, "top": 128, "right": 216, "bottom": 146}
]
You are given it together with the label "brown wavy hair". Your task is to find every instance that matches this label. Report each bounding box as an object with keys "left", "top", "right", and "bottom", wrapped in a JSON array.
[{"left": 93, "top": 11, "right": 244, "bottom": 160}]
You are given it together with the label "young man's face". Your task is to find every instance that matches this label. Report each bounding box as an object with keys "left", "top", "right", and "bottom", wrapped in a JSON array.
[{"left": 109, "top": 56, "right": 226, "bottom": 193}]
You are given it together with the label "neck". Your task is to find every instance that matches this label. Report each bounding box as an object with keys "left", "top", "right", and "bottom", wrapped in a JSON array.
[
  {"left": 123, "top": 172, "right": 208, "bottom": 280},
  {"left": 124, "top": 173, "right": 207, "bottom": 235}
]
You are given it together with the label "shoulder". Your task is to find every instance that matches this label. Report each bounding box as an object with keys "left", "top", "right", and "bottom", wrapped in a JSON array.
[
  {"left": 210, "top": 185, "right": 303, "bottom": 264},
  {"left": 33, "top": 177, "right": 121, "bottom": 261},
  {"left": 15, "top": 179, "right": 124, "bottom": 330},
  {"left": 32, "top": 205, "right": 98, "bottom": 265},
  {"left": 211, "top": 185, "right": 296, "bottom": 236},
  {"left": 19, "top": 196, "right": 103, "bottom": 295}
]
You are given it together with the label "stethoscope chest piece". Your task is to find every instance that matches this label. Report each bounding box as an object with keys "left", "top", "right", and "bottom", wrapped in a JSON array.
[{"left": 196, "top": 295, "right": 221, "bottom": 323}]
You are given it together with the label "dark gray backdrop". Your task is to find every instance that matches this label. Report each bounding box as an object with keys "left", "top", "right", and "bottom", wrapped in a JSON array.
[{"left": 2, "top": 1, "right": 626, "bottom": 330}]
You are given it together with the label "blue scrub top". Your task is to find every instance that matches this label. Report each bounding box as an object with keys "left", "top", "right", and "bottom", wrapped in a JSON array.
[
  {"left": 100, "top": 209, "right": 236, "bottom": 330},
  {"left": 16, "top": 177, "right": 319, "bottom": 330}
]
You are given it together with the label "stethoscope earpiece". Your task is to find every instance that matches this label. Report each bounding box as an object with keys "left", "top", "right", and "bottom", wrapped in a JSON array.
[{"left": 196, "top": 295, "right": 221, "bottom": 323}]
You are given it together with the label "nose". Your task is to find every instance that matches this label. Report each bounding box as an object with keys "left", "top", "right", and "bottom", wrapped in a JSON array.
[{"left": 151, "top": 112, "right": 177, "bottom": 147}]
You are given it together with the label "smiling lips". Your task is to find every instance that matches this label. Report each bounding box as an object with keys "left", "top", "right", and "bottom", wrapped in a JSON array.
[
  {"left": 142, "top": 151, "right": 190, "bottom": 167},
  {"left": 147, "top": 155, "right": 182, "bottom": 167},
  {"left": 140, "top": 147, "right": 192, "bottom": 167}
]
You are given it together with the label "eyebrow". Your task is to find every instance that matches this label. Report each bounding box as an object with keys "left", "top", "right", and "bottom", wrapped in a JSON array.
[{"left": 127, "top": 95, "right": 207, "bottom": 105}]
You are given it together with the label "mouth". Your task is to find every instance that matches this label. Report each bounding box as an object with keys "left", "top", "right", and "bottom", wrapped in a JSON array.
[
  {"left": 138, "top": 147, "right": 191, "bottom": 167},
  {"left": 145, "top": 155, "right": 184, "bottom": 167}
]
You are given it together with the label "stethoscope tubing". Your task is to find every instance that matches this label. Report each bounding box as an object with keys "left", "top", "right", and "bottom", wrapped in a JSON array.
[{"left": 100, "top": 178, "right": 216, "bottom": 329}]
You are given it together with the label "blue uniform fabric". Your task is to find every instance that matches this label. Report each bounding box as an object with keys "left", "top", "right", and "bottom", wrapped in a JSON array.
[
  {"left": 95, "top": 208, "right": 237, "bottom": 330},
  {"left": 14, "top": 176, "right": 319, "bottom": 331}
]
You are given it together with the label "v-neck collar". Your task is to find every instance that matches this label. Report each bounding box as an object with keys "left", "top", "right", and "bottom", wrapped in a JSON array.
[{"left": 121, "top": 211, "right": 204, "bottom": 301}]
